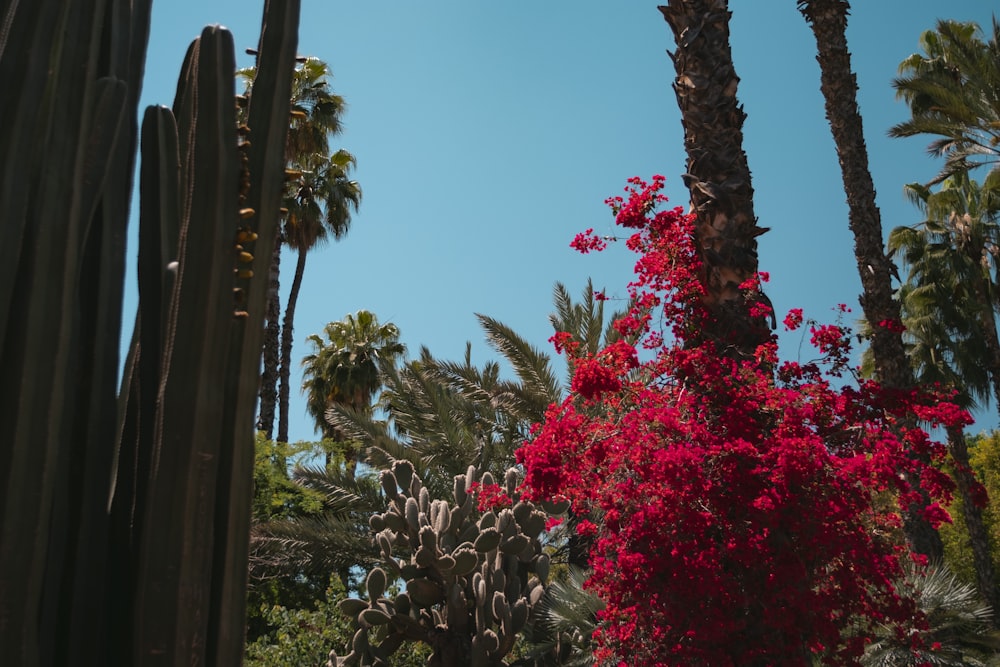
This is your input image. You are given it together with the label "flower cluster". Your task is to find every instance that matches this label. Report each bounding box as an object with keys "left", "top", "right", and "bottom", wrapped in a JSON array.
[
  {"left": 467, "top": 482, "right": 511, "bottom": 513},
  {"left": 783, "top": 307, "right": 804, "bottom": 331},
  {"left": 570, "top": 228, "right": 608, "bottom": 254},
  {"left": 878, "top": 318, "right": 907, "bottom": 334},
  {"left": 517, "top": 176, "right": 961, "bottom": 666}
]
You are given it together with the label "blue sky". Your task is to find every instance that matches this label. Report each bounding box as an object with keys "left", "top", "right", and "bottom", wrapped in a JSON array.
[{"left": 132, "top": 2, "right": 998, "bottom": 444}]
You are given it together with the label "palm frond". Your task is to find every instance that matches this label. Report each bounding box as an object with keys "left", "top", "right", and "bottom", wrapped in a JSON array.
[{"left": 863, "top": 564, "right": 1000, "bottom": 667}]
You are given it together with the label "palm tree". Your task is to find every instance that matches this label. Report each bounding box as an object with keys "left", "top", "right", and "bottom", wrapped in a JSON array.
[
  {"left": 797, "top": 0, "right": 943, "bottom": 562},
  {"left": 548, "top": 279, "right": 632, "bottom": 385},
  {"left": 862, "top": 564, "right": 1000, "bottom": 667},
  {"left": 277, "top": 148, "right": 361, "bottom": 444},
  {"left": 888, "top": 15, "right": 1000, "bottom": 606},
  {"left": 892, "top": 173, "right": 1000, "bottom": 411},
  {"left": 658, "top": 0, "right": 772, "bottom": 357},
  {"left": 249, "top": 464, "right": 385, "bottom": 590},
  {"left": 514, "top": 566, "right": 604, "bottom": 667},
  {"left": 889, "top": 172, "right": 1000, "bottom": 618},
  {"left": 324, "top": 281, "right": 629, "bottom": 497},
  {"left": 240, "top": 57, "right": 354, "bottom": 441},
  {"left": 889, "top": 19, "right": 1000, "bottom": 185},
  {"left": 312, "top": 284, "right": 625, "bottom": 656},
  {"left": 301, "top": 311, "right": 404, "bottom": 472}
]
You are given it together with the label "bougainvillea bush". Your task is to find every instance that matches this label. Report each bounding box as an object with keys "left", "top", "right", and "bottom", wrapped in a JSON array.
[{"left": 517, "top": 176, "right": 971, "bottom": 666}]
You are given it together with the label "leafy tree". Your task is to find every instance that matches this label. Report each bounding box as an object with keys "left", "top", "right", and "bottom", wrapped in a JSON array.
[
  {"left": 250, "top": 462, "right": 385, "bottom": 590},
  {"left": 940, "top": 432, "right": 1000, "bottom": 599},
  {"left": 302, "top": 310, "right": 405, "bottom": 471},
  {"left": 251, "top": 434, "right": 326, "bottom": 523},
  {"left": 889, "top": 18, "right": 1000, "bottom": 185},
  {"left": 246, "top": 576, "right": 430, "bottom": 667},
  {"left": 246, "top": 434, "right": 327, "bottom": 644}
]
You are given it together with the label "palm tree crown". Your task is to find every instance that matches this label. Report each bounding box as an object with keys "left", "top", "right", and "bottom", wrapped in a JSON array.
[
  {"left": 301, "top": 310, "right": 405, "bottom": 441},
  {"left": 890, "top": 172, "right": 1000, "bottom": 410},
  {"left": 890, "top": 18, "right": 1000, "bottom": 185}
]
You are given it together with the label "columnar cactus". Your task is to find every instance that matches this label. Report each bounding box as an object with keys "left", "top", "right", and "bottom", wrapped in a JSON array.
[
  {"left": 0, "top": 1, "right": 301, "bottom": 664},
  {"left": 331, "top": 461, "right": 551, "bottom": 667}
]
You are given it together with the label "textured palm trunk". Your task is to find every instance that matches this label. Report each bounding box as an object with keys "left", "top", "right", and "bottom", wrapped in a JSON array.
[
  {"left": 278, "top": 246, "right": 307, "bottom": 445},
  {"left": 258, "top": 239, "right": 282, "bottom": 439},
  {"left": 946, "top": 425, "right": 1000, "bottom": 624},
  {"left": 799, "top": 0, "right": 943, "bottom": 561},
  {"left": 659, "top": 0, "right": 771, "bottom": 357}
]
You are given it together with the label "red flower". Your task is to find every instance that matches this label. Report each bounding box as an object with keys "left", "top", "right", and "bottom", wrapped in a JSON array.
[
  {"left": 783, "top": 308, "right": 804, "bottom": 331},
  {"left": 571, "top": 356, "right": 621, "bottom": 400},
  {"left": 570, "top": 228, "right": 607, "bottom": 254},
  {"left": 516, "top": 176, "right": 949, "bottom": 666},
  {"left": 877, "top": 318, "right": 907, "bottom": 334}
]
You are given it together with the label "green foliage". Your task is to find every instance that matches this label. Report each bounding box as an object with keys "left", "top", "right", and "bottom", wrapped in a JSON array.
[
  {"left": 246, "top": 577, "right": 430, "bottom": 667},
  {"left": 890, "top": 18, "right": 1000, "bottom": 184},
  {"left": 886, "top": 172, "right": 1000, "bottom": 411},
  {"left": 250, "top": 463, "right": 385, "bottom": 588},
  {"left": 941, "top": 431, "right": 1000, "bottom": 586},
  {"left": 862, "top": 564, "right": 1000, "bottom": 666},
  {"left": 516, "top": 566, "right": 603, "bottom": 667},
  {"left": 302, "top": 311, "right": 405, "bottom": 440},
  {"left": 253, "top": 433, "right": 326, "bottom": 521},
  {"left": 247, "top": 435, "right": 330, "bottom": 643}
]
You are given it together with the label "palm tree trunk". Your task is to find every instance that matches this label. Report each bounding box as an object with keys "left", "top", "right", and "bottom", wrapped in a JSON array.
[
  {"left": 946, "top": 425, "right": 1000, "bottom": 623},
  {"left": 258, "top": 240, "right": 282, "bottom": 440},
  {"left": 278, "top": 246, "right": 307, "bottom": 445},
  {"left": 659, "top": 0, "right": 771, "bottom": 357},
  {"left": 799, "top": 0, "right": 943, "bottom": 561}
]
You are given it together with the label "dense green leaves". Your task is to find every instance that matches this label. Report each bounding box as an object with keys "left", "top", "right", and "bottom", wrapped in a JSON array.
[{"left": 890, "top": 19, "right": 1000, "bottom": 184}]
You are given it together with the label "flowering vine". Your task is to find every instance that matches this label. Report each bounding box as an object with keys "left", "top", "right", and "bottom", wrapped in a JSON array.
[{"left": 517, "top": 176, "right": 967, "bottom": 666}]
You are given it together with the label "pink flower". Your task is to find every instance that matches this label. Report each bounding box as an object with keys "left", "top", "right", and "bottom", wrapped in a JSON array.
[
  {"left": 570, "top": 228, "right": 608, "bottom": 254},
  {"left": 877, "top": 318, "right": 906, "bottom": 334},
  {"left": 516, "top": 176, "right": 949, "bottom": 666},
  {"left": 783, "top": 308, "right": 804, "bottom": 331}
]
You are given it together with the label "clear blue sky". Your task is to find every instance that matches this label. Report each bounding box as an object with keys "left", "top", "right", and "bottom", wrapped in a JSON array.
[{"left": 130, "top": 1, "right": 998, "bottom": 444}]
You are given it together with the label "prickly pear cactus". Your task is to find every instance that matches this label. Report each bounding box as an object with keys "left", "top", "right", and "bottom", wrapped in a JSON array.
[{"left": 331, "top": 461, "right": 551, "bottom": 667}]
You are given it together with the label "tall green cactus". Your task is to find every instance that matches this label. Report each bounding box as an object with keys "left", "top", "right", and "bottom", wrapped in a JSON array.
[
  {"left": 332, "top": 461, "right": 551, "bottom": 667},
  {"left": 0, "top": 1, "right": 301, "bottom": 665}
]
